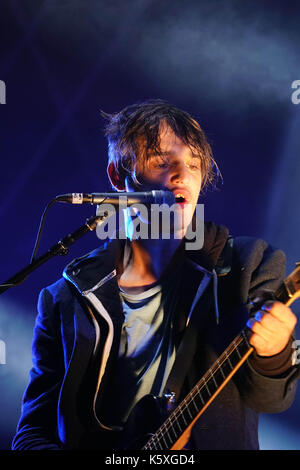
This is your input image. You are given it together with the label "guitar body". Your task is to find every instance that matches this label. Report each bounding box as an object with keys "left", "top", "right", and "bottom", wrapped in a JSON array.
[{"left": 117, "top": 394, "right": 169, "bottom": 449}]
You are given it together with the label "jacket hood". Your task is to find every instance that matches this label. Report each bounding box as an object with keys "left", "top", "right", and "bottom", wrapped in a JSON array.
[{"left": 185, "top": 221, "right": 230, "bottom": 272}]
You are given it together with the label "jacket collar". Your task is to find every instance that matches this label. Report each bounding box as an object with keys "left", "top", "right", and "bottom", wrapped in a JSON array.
[
  {"left": 63, "top": 222, "right": 231, "bottom": 294},
  {"left": 63, "top": 238, "right": 125, "bottom": 294}
]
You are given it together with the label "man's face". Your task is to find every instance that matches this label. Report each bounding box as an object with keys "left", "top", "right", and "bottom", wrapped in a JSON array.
[{"left": 125, "top": 123, "right": 203, "bottom": 238}]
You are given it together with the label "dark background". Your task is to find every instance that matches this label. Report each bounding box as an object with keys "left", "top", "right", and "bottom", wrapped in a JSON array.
[{"left": 0, "top": 0, "right": 300, "bottom": 450}]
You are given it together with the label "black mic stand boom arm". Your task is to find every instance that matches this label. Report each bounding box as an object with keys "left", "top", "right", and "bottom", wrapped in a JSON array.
[{"left": 0, "top": 214, "right": 107, "bottom": 295}]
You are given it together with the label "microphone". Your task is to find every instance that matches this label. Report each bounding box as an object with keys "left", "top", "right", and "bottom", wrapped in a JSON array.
[{"left": 55, "top": 190, "right": 177, "bottom": 206}]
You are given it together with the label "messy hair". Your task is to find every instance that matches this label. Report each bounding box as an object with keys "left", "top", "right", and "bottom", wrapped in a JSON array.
[{"left": 101, "top": 99, "right": 221, "bottom": 192}]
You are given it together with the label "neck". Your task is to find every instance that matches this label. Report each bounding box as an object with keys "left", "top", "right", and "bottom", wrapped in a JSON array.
[{"left": 118, "top": 237, "right": 184, "bottom": 289}]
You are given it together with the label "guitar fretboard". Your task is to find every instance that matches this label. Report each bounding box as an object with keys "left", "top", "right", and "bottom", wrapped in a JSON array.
[{"left": 142, "top": 328, "right": 251, "bottom": 450}]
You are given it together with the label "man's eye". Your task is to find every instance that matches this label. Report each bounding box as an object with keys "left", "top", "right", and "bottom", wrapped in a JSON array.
[
  {"left": 157, "top": 162, "right": 168, "bottom": 168},
  {"left": 187, "top": 162, "right": 200, "bottom": 170},
  {"left": 150, "top": 159, "right": 169, "bottom": 169}
]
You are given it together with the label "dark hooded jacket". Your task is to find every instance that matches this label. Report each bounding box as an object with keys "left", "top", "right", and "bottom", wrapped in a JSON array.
[{"left": 12, "top": 222, "right": 300, "bottom": 450}]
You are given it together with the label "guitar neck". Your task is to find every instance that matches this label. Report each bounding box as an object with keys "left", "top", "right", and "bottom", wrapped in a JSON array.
[
  {"left": 143, "top": 328, "right": 252, "bottom": 450},
  {"left": 143, "top": 265, "right": 300, "bottom": 451}
]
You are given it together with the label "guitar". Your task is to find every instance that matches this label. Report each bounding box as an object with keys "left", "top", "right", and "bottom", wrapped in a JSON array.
[{"left": 118, "top": 263, "right": 300, "bottom": 450}]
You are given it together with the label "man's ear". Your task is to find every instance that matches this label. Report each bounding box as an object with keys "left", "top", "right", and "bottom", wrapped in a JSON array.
[{"left": 107, "top": 162, "right": 126, "bottom": 191}]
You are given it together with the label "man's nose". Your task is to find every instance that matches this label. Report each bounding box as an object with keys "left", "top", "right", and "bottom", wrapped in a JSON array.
[{"left": 168, "top": 161, "right": 189, "bottom": 185}]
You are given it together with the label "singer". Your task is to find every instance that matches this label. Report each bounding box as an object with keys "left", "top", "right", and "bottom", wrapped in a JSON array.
[{"left": 12, "top": 99, "right": 299, "bottom": 450}]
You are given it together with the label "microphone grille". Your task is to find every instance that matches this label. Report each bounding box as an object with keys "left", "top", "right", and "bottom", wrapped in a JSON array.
[{"left": 153, "top": 190, "right": 176, "bottom": 205}]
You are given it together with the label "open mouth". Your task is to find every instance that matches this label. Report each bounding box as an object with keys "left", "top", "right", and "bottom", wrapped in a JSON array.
[{"left": 175, "top": 193, "right": 186, "bottom": 203}]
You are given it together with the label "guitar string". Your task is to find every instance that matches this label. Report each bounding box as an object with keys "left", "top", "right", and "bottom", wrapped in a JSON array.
[
  {"left": 144, "top": 333, "right": 247, "bottom": 450},
  {"left": 156, "top": 332, "right": 250, "bottom": 448},
  {"left": 143, "top": 335, "right": 244, "bottom": 449},
  {"left": 169, "top": 334, "right": 247, "bottom": 428},
  {"left": 143, "top": 331, "right": 249, "bottom": 449}
]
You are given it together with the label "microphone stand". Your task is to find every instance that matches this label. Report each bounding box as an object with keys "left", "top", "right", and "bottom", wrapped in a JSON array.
[{"left": 0, "top": 213, "right": 108, "bottom": 295}]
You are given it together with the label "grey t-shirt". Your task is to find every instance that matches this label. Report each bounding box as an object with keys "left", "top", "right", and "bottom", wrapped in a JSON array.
[{"left": 108, "top": 277, "right": 180, "bottom": 425}]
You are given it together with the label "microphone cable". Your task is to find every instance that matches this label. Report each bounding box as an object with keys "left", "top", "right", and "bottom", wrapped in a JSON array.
[
  {"left": 30, "top": 197, "right": 57, "bottom": 264},
  {"left": 30, "top": 195, "right": 108, "bottom": 263}
]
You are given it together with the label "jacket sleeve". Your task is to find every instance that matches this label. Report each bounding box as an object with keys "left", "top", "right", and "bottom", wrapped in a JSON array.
[
  {"left": 233, "top": 237, "right": 300, "bottom": 413},
  {"left": 12, "top": 287, "right": 64, "bottom": 450}
]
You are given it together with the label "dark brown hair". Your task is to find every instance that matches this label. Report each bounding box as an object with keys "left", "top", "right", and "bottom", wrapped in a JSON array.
[{"left": 101, "top": 99, "right": 220, "bottom": 192}]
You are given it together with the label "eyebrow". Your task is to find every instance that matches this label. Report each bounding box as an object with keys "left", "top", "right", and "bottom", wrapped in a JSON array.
[
  {"left": 148, "top": 151, "right": 173, "bottom": 156},
  {"left": 148, "top": 151, "right": 201, "bottom": 159}
]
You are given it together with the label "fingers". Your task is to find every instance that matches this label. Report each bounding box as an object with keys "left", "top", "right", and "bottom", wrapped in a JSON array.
[
  {"left": 252, "top": 310, "right": 282, "bottom": 334},
  {"left": 247, "top": 315, "right": 277, "bottom": 342},
  {"left": 262, "top": 301, "right": 297, "bottom": 328},
  {"left": 247, "top": 332, "right": 269, "bottom": 354},
  {"left": 246, "top": 301, "right": 297, "bottom": 356}
]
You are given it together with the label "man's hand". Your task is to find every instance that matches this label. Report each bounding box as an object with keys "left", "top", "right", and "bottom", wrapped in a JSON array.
[{"left": 246, "top": 301, "right": 297, "bottom": 357}]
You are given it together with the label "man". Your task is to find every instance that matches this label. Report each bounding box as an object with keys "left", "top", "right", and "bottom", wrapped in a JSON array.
[{"left": 12, "top": 99, "right": 299, "bottom": 450}]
